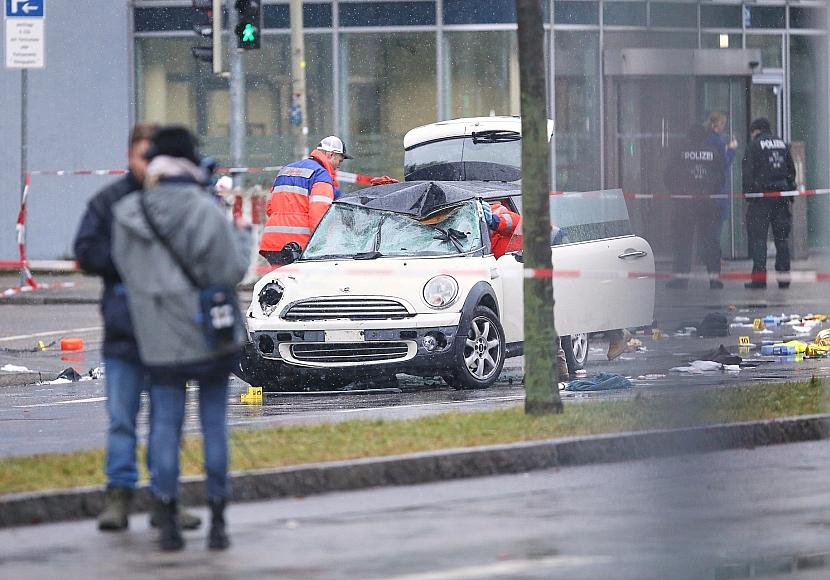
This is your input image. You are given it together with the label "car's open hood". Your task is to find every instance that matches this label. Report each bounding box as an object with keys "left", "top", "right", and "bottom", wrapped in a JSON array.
[{"left": 337, "top": 180, "right": 520, "bottom": 219}]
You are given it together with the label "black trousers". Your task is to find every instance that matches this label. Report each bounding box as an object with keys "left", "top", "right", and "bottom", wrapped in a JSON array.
[
  {"left": 746, "top": 199, "right": 792, "bottom": 274},
  {"left": 671, "top": 200, "right": 722, "bottom": 274}
]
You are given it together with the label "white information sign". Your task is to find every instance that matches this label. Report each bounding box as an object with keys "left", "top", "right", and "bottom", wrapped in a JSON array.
[{"left": 5, "top": 0, "right": 44, "bottom": 69}]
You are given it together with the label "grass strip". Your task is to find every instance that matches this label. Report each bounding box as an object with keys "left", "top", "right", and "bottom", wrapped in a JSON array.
[{"left": 1, "top": 378, "right": 826, "bottom": 495}]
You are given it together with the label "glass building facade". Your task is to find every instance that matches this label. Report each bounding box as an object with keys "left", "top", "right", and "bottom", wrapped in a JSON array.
[{"left": 133, "top": 0, "right": 829, "bottom": 254}]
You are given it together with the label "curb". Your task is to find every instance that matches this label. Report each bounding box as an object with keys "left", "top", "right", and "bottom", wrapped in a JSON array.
[
  {"left": 0, "top": 371, "right": 60, "bottom": 388},
  {"left": 1, "top": 413, "right": 828, "bottom": 528}
]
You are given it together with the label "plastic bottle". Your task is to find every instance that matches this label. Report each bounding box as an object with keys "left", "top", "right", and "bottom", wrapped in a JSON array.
[{"left": 771, "top": 344, "right": 797, "bottom": 356}]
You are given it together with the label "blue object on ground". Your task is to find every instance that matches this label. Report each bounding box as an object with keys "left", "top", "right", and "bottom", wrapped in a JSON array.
[{"left": 565, "top": 372, "right": 632, "bottom": 391}]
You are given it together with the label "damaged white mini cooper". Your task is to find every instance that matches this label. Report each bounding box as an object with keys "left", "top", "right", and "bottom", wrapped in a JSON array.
[{"left": 239, "top": 180, "right": 655, "bottom": 391}]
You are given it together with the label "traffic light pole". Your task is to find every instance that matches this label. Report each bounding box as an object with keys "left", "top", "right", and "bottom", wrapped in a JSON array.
[
  {"left": 290, "top": 0, "right": 308, "bottom": 159},
  {"left": 212, "top": 0, "right": 223, "bottom": 75},
  {"left": 228, "top": 1, "right": 246, "bottom": 187}
]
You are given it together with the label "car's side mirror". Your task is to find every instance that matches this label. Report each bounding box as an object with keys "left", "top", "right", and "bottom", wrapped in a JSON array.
[
  {"left": 513, "top": 251, "right": 523, "bottom": 263},
  {"left": 280, "top": 242, "right": 302, "bottom": 265}
]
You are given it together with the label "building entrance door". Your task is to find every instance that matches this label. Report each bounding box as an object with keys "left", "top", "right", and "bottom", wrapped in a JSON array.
[{"left": 607, "top": 76, "right": 750, "bottom": 261}]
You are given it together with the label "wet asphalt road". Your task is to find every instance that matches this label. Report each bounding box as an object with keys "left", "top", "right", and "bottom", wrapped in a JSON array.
[
  {"left": 2, "top": 263, "right": 830, "bottom": 457},
  {"left": 4, "top": 438, "right": 830, "bottom": 578}
]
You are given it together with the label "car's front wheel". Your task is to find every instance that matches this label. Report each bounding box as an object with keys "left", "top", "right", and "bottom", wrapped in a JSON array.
[
  {"left": 562, "top": 333, "right": 589, "bottom": 372},
  {"left": 448, "top": 305, "right": 505, "bottom": 390}
]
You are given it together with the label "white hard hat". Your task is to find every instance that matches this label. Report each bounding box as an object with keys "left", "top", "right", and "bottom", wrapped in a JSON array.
[{"left": 317, "top": 135, "right": 353, "bottom": 159}]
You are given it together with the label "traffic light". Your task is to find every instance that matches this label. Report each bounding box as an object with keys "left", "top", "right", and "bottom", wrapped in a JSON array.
[
  {"left": 235, "top": 0, "right": 261, "bottom": 50},
  {"left": 191, "top": 0, "right": 223, "bottom": 75},
  {"left": 192, "top": 0, "right": 214, "bottom": 37}
]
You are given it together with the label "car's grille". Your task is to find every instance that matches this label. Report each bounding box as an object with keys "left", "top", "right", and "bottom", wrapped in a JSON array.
[
  {"left": 290, "top": 342, "right": 411, "bottom": 363},
  {"left": 283, "top": 297, "right": 411, "bottom": 320}
]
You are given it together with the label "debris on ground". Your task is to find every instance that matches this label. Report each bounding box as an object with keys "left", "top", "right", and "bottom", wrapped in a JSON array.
[
  {"left": 1, "top": 364, "right": 32, "bottom": 372},
  {"left": 60, "top": 338, "right": 85, "bottom": 351},
  {"left": 88, "top": 366, "right": 105, "bottom": 379},
  {"left": 699, "top": 345, "right": 742, "bottom": 366},
  {"left": 635, "top": 374, "right": 666, "bottom": 381},
  {"left": 698, "top": 313, "right": 729, "bottom": 337},
  {"left": 56, "top": 367, "right": 82, "bottom": 382},
  {"left": 670, "top": 360, "right": 740, "bottom": 374},
  {"left": 565, "top": 372, "right": 631, "bottom": 391}
]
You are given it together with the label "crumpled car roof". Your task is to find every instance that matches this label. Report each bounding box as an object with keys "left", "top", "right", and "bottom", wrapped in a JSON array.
[{"left": 337, "top": 180, "right": 520, "bottom": 218}]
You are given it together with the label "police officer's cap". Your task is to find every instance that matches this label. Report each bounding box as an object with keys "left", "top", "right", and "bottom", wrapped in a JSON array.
[{"left": 749, "top": 118, "right": 771, "bottom": 134}]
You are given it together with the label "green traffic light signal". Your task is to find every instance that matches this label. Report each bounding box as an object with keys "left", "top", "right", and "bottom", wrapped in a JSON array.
[{"left": 242, "top": 23, "right": 256, "bottom": 44}]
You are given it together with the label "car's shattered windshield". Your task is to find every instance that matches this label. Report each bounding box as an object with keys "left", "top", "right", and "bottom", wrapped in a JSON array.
[{"left": 303, "top": 201, "right": 483, "bottom": 260}]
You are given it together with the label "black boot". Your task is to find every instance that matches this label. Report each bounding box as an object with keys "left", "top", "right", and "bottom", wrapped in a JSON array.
[
  {"left": 154, "top": 497, "right": 184, "bottom": 551},
  {"left": 208, "top": 497, "right": 230, "bottom": 550}
]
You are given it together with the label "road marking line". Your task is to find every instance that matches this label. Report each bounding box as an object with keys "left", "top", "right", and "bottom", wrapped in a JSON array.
[
  {"left": 386, "top": 555, "right": 607, "bottom": 580},
  {"left": 0, "top": 326, "right": 102, "bottom": 343},
  {"left": 14, "top": 397, "right": 106, "bottom": 408}
]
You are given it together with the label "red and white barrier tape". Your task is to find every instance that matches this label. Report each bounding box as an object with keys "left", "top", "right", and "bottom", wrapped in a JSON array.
[
  {"left": 2, "top": 281, "right": 76, "bottom": 298},
  {"left": 19, "top": 165, "right": 830, "bottom": 199},
  {"left": 250, "top": 263, "right": 830, "bottom": 285},
  {"left": 9, "top": 166, "right": 830, "bottom": 294}
]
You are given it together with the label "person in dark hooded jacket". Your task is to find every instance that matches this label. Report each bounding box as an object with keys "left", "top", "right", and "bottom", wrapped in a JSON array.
[
  {"left": 73, "top": 124, "right": 201, "bottom": 533},
  {"left": 112, "top": 126, "right": 252, "bottom": 552}
]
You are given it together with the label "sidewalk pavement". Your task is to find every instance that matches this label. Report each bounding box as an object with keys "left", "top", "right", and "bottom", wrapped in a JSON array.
[{"left": 2, "top": 413, "right": 828, "bottom": 528}]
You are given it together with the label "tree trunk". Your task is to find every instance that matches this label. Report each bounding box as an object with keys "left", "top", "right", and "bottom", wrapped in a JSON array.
[{"left": 516, "top": 0, "right": 563, "bottom": 414}]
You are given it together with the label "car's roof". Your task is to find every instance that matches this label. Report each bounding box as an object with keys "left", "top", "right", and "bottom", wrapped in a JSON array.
[
  {"left": 404, "top": 116, "right": 553, "bottom": 149},
  {"left": 337, "top": 180, "right": 519, "bottom": 218}
]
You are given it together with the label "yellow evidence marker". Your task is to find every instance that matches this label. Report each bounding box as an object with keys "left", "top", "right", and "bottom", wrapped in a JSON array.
[
  {"left": 240, "top": 386, "right": 263, "bottom": 405},
  {"left": 753, "top": 319, "right": 765, "bottom": 331}
]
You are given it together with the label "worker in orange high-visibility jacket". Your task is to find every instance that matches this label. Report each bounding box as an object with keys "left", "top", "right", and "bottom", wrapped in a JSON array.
[
  {"left": 259, "top": 136, "right": 352, "bottom": 265},
  {"left": 482, "top": 201, "right": 522, "bottom": 259}
]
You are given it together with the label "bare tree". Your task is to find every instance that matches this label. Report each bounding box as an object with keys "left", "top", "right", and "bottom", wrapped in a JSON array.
[{"left": 516, "top": 0, "right": 563, "bottom": 414}]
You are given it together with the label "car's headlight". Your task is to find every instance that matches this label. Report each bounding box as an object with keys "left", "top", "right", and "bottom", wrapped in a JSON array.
[
  {"left": 423, "top": 275, "right": 459, "bottom": 309},
  {"left": 259, "top": 281, "right": 284, "bottom": 316}
]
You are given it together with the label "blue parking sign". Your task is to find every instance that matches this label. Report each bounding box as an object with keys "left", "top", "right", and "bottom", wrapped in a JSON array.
[{"left": 6, "top": 0, "right": 44, "bottom": 18}]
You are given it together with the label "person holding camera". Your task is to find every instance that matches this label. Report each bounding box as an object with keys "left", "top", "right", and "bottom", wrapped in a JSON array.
[
  {"left": 258, "top": 136, "right": 352, "bottom": 265},
  {"left": 112, "top": 126, "right": 252, "bottom": 551}
]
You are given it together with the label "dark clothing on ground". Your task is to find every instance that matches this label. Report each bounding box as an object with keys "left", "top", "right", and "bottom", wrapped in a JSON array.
[
  {"left": 73, "top": 173, "right": 142, "bottom": 361},
  {"left": 742, "top": 132, "right": 797, "bottom": 276},
  {"left": 664, "top": 131, "right": 725, "bottom": 274}
]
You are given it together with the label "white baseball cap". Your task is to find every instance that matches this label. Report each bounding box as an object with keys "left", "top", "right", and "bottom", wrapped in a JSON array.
[{"left": 317, "top": 135, "right": 353, "bottom": 159}]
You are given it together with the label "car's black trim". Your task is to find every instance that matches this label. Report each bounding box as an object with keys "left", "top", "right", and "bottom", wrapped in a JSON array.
[{"left": 505, "top": 341, "right": 523, "bottom": 358}]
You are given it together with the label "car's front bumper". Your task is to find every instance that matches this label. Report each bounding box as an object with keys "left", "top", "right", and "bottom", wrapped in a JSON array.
[{"left": 248, "top": 322, "right": 461, "bottom": 375}]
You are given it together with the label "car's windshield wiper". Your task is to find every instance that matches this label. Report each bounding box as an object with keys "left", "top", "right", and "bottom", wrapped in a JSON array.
[
  {"left": 471, "top": 130, "right": 521, "bottom": 144},
  {"left": 303, "top": 253, "right": 352, "bottom": 260},
  {"left": 354, "top": 251, "right": 383, "bottom": 260},
  {"left": 429, "top": 226, "right": 468, "bottom": 253}
]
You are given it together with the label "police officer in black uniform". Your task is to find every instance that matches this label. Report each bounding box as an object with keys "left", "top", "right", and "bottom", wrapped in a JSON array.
[
  {"left": 664, "top": 124, "right": 725, "bottom": 289},
  {"left": 742, "top": 117, "right": 797, "bottom": 289}
]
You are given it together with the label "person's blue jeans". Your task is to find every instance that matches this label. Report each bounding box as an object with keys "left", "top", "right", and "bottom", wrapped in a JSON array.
[
  {"left": 149, "top": 374, "right": 230, "bottom": 500},
  {"left": 104, "top": 356, "right": 148, "bottom": 489}
]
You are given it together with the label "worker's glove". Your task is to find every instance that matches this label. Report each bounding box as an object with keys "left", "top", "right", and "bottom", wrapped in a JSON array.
[
  {"left": 480, "top": 201, "right": 499, "bottom": 230},
  {"left": 370, "top": 175, "right": 400, "bottom": 186}
]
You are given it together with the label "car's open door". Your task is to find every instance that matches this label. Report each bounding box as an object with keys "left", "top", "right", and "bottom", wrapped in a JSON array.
[{"left": 496, "top": 189, "right": 655, "bottom": 337}]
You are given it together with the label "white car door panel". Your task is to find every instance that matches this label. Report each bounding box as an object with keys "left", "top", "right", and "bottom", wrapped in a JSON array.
[{"left": 496, "top": 235, "right": 655, "bottom": 339}]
